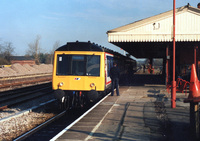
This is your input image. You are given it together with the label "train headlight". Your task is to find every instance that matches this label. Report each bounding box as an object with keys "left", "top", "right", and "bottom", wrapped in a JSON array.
[
  {"left": 58, "top": 82, "right": 64, "bottom": 87},
  {"left": 90, "top": 83, "right": 95, "bottom": 88}
]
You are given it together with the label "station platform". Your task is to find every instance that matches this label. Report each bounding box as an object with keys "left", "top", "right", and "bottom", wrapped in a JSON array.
[{"left": 53, "top": 84, "right": 192, "bottom": 141}]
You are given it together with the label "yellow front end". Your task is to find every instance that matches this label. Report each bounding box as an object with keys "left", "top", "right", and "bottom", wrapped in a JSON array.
[{"left": 52, "top": 51, "right": 105, "bottom": 92}]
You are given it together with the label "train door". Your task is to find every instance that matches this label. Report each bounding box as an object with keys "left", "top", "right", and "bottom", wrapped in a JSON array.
[{"left": 105, "top": 53, "right": 113, "bottom": 88}]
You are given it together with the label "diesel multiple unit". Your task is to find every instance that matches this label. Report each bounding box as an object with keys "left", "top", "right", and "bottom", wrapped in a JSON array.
[{"left": 52, "top": 41, "right": 135, "bottom": 109}]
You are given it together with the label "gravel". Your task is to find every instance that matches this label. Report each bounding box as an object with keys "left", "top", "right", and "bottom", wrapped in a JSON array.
[
  {"left": 0, "top": 111, "right": 55, "bottom": 141},
  {"left": 0, "top": 93, "right": 54, "bottom": 119},
  {"left": 0, "top": 63, "right": 55, "bottom": 140},
  {"left": 0, "top": 93, "right": 56, "bottom": 141},
  {"left": 0, "top": 63, "right": 53, "bottom": 77}
]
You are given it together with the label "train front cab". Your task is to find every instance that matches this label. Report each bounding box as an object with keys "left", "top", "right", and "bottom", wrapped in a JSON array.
[{"left": 52, "top": 50, "right": 107, "bottom": 108}]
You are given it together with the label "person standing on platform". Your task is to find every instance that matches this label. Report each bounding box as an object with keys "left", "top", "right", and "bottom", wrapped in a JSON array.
[{"left": 110, "top": 62, "right": 120, "bottom": 96}]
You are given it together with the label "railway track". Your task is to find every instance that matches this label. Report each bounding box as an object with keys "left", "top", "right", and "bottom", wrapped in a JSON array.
[
  {"left": 0, "top": 98, "right": 58, "bottom": 140},
  {"left": 13, "top": 93, "right": 111, "bottom": 141},
  {"left": 0, "top": 82, "right": 57, "bottom": 140},
  {"left": 0, "top": 73, "right": 52, "bottom": 90},
  {"left": 0, "top": 82, "right": 52, "bottom": 110},
  {"left": 0, "top": 79, "right": 111, "bottom": 141},
  {"left": 13, "top": 110, "right": 66, "bottom": 141}
]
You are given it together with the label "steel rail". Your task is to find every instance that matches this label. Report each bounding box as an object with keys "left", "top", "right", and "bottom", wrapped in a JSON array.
[
  {"left": 13, "top": 100, "right": 63, "bottom": 141},
  {"left": 0, "top": 76, "right": 52, "bottom": 89},
  {"left": 0, "top": 73, "right": 52, "bottom": 80},
  {"left": 0, "top": 99, "right": 56, "bottom": 123},
  {"left": 50, "top": 92, "right": 111, "bottom": 141},
  {"left": 0, "top": 86, "right": 52, "bottom": 110},
  {"left": 0, "top": 82, "right": 51, "bottom": 97}
]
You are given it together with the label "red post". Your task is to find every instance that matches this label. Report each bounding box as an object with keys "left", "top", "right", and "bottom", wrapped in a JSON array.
[
  {"left": 171, "top": 0, "right": 176, "bottom": 108},
  {"left": 194, "top": 46, "right": 197, "bottom": 68},
  {"left": 194, "top": 46, "right": 198, "bottom": 74},
  {"left": 196, "top": 46, "right": 199, "bottom": 76}
]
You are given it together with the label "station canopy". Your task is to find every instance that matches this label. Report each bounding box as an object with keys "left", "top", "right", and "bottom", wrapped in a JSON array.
[{"left": 107, "top": 4, "right": 200, "bottom": 58}]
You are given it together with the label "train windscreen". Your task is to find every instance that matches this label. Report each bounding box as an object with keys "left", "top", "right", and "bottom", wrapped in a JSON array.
[{"left": 56, "top": 54, "right": 100, "bottom": 76}]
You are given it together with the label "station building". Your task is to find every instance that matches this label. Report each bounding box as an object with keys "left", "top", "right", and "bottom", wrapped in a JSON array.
[{"left": 107, "top": 3, "right": 200, "bottom": 84}]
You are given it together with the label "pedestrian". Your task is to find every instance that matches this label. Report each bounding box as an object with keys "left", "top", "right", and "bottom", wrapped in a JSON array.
[{"left": 110, "top": 62, "right": 120, "bottom": 96}]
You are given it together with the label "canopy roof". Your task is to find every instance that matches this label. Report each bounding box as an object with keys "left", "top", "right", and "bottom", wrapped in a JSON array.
[
  {"left": 107, "top": 4, "right": 200, "bottom": 58},
  {"left": 107, "top": 4, "right": 200, "bottom": 42}
]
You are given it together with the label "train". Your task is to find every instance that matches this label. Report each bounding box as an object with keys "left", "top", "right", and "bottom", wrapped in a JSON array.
[{"left": 52, "top": 41, "right": 136, "bottom": 109}]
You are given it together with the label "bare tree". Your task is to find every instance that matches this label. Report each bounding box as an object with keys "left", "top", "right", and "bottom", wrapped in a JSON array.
[
  {"left": 26, "top": 35, "right": 41, "bottom": 64},
  {"left": 0, "top": 41, "right": 14, "bottom": 64},
  {"left": 0, "top": 39, "right": 3, "bottom": 56},
  {"left": 0, "top": 43, "right": 2, "bottom": 56},
  {"left": 4, "top": 42, "right": 14, "bottom": 56},
  {"left": 51, "top": 40, "right": 60, "bottom": 64}
]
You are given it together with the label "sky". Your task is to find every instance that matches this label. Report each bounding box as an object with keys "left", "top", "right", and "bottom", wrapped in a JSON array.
[{"left": 0, "top": 0, "right": 200, "bottom": 57}]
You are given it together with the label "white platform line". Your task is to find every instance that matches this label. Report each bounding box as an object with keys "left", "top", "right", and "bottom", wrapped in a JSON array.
[{"left": 50, "top": 93, "right": 111, "bottom": 141}]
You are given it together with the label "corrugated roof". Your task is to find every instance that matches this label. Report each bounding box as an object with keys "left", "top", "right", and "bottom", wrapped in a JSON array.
[{"left": 107, "top": 4, "right": 200, "bottom": 42}]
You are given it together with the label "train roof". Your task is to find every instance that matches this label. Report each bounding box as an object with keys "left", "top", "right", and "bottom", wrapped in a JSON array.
[
  {"left": 56, "top": 41, "right": 103, "bottom": 52},
  {"left": 55, "top": 41, "right": 136, "bottom": 63}
]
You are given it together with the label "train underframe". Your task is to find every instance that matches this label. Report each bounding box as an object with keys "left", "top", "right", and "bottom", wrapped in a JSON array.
[{"left": 54, "top": 89, "right": 109, "bottom": 110}]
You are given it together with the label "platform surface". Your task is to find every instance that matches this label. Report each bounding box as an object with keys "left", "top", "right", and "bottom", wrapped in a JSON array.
[{"left": 55, "top": 84, "right": 192, "bottom": 141}]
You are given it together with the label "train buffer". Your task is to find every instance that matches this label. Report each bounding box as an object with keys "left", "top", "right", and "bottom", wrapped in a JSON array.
[{"left": 51, "top": 85, "right": 192, "bottom": 141}]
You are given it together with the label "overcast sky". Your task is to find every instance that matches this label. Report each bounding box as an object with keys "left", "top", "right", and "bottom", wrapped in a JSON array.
[{"left": 0, "top": 0, "right": 200, "bottom": 57}]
